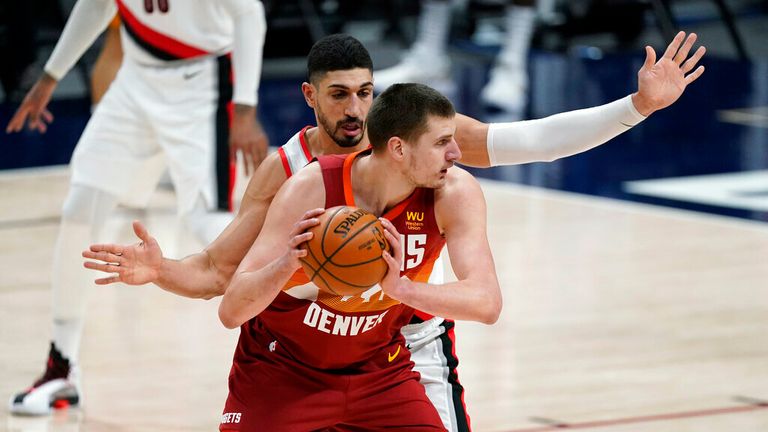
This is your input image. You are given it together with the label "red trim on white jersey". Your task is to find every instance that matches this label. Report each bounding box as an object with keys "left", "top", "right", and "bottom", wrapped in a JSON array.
[
  {"left": 278, "top": 126, "right": 313, "bottom": 178},
  {"left": 277, "top": 147, "right": 292, "bottom": 178},
  {"left": 298, "top": 127, "right": 312, "bottom": 162},
  {"left": 116, "top": 0, "right": 209, "bottom": 60}
]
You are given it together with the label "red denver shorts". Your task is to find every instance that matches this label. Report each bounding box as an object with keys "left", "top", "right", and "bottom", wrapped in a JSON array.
[{"left": 220, "top": 330, "right": 445, "bottom": 431}]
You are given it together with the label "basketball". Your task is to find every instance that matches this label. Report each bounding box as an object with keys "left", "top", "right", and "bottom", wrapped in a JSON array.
[{"left": 300, "top": 206, "right": 392, "bottom": 296}]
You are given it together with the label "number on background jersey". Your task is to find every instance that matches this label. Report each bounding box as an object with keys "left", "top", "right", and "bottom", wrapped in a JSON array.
[{"left": 145, "top": 0, "right": 169, "bottom": 13}]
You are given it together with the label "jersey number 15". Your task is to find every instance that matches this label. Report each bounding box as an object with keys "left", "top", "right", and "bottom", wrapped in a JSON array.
[{"left": 399, "top": 234, "right": 426, "bottom": 271}]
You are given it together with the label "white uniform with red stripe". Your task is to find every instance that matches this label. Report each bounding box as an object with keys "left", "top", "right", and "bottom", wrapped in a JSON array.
[
  {"left": 277, "top": 126, "right": 314, "bottom": 177},
  {"left": 6, "top": 1, "right": 266, "bottom": 418},
  {"left": 277, "top": 128, "right": 470, "bottom": 432},
  {"left": 44, "top": 0, "right": 265, "bottom": 212}
]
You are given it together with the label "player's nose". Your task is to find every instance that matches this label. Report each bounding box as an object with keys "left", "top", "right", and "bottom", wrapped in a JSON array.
[
  {"left": 446, "top": 138, "right": 461, "bottom": 162},
  {"left": 344, "top": 95, "right": 363, "bottom": 117}
]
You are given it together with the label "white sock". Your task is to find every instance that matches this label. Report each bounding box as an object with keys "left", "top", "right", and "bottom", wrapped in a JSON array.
[
  {"left": 412, "top": 0, "right": 452, "bottom": 57},
  {"left": 52, "top": 318, "right": 84, "bottom": 364},
  {"left": 183, "top": 196, "right": 234, "bottom": 245},
  {"left": 51, "top": 220, "right": 95, "bottom": 364},
  {"left": 497, "top": 5, "right": 536, "bottom": 69},
  {"left": 51, "top": 185, "right": 118, "bottom": 364}
]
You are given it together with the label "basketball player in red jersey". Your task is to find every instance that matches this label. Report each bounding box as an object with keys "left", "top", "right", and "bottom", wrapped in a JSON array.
[
  {"left": 84, "top": 33, "right": 706, "bottom": 430},
  {"left": 6, "top": 0, "right": 268, "bottom": 416},
  {"left": 216, "top": 82, "right": 498, "bottom": 430}
]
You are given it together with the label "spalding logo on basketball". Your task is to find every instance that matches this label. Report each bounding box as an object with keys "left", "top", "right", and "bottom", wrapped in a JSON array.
[{"left": 300, "top": 206, "right": 392, "bottom": 296}]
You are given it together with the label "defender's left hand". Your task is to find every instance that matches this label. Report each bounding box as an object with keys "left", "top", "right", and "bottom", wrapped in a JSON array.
[{"left": 633, "top": 31, "right": 706, "bottom": 116}]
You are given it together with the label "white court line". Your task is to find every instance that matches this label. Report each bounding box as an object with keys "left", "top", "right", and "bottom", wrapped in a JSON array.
[
  {"left": 479, "top": 178, "right": 768, "bottom": 232},
  {"left": 717, "top": 106, "right": 768, "bottom": 128},
  {"left": 0, "top": 164, "right": 70, "bottom": 179},
  {"left": 622, "top": 171, "right": 768, "bottom": 213}
]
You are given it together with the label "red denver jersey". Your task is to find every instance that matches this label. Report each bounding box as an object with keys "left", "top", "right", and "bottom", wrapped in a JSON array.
[{"left": 234, "top": 150, "right": 446, "bottom": 371}]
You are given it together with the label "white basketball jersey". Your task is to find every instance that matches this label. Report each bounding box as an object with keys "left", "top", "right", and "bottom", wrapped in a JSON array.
[
  {"left": 115, "top": 0, "right": 259, "bottom": 64},
  {"left": 277, "top": 126, "right": 313, "bottom": 177}
]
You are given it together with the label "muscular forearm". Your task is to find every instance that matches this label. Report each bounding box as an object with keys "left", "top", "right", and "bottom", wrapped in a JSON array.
[
  {"left": 218, "top": 256, "right": 296, "bottom": 329},
  {"left": 155, "top": 252, "right": 231, "bottom": 300},
  {"left": 394, "top": 279, "right": 502, "bottom": 325},
  {"left": 45, "top": 0, "right": 117, "bottom": 80}
]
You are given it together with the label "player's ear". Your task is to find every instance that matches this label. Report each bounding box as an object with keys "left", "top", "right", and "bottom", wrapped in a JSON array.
[
  {"left": 301, "top": 82, "right": 316, "bottom": 108},
  {"left": 387, "top": 136, "right": 405, "bottom": 161}
]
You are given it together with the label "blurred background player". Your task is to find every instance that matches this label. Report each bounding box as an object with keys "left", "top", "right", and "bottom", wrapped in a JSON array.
[
  {"left": 5, "top": 0, "right": 267, "bottom": 416},
  {"left": 375, "top": 0, "right": 540, "bottom": 113},
  {"left": 90, "top": 15, "right": 123, "bottom": 107}
]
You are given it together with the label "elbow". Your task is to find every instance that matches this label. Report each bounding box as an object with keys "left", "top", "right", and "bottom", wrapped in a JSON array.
[
  {"left": 481, "top": 292, "right": 503, "bottom": 325},
  {"left": 218, "top": 304, "right": 242, "bottom": 329},
  {"left": 481, "top": 304, "right": 502, "bottom": 325},
  {"left": 219, "top": 314, "right": 241, "bottom": 330}
]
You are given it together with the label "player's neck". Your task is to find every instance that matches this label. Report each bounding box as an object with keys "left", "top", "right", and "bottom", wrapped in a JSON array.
[
  {"left": 350, "top": 153, "right": 413, "bottom": 216},
  {"left": 306, "top": 127, "right": 368, "bottom": 156}
]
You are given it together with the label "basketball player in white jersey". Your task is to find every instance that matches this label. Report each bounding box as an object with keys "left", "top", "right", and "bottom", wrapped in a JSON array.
[
  {"left": 82, "top": 32, "right": 705, "bottom": 429},
  {"left": 6, "top": 0, "right": 267, "bottom": 415}
]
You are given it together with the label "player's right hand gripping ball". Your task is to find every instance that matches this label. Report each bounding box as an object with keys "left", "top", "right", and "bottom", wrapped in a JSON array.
[{"left": 300, "top": 206, "right": 392, "bottom": 296}]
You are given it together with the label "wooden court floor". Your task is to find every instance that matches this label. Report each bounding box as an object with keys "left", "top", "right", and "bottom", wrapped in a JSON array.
[{"left": 1, "top": 166, "right": 767, "bottom": 432}]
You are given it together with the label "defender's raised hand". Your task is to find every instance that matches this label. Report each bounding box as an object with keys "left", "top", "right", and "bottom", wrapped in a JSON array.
[
  {"left": 82, "top": 220, "right": 163, "bottom": 285},
  {"left": 633, "top": 31, "right": 706, "bottom": 116}
]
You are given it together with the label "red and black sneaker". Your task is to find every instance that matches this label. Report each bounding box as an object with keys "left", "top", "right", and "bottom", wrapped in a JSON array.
[{"left": 9, "top": 343, "right": 80, "bottom": 416}]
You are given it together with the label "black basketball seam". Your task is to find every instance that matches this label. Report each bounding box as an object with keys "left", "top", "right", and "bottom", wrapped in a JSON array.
[
  {"left": 306, "top": 207, "right": 389, "bottom": 293},
  {"left": 327, "top": 255, "right": 385, "bottom": 268},
  {"left": 303, "top": 233, "right": 325, "bottom": 281},
  {"left": 324, "top": 226, "right": 390, "bottom": 268},
  {"left": 302, "top": 206, "right": 361, "bottom": 293},
  {"left": 322, "top": 218, "right": 380, "bottom": 263},
  {"left": 314, "top": 218, "right": 380, "bottom": 280},
  {"left": 299, "top": 255, "right": 339, "bottom": 295},
  {"left": 320, "top": 206, "right": 357, "bottom": 258},
  {"left": 314, "top": 269, "right": 337, "bottom": 295},
  {"left": 307, "top": 206, "right": 344, "bottom": 288},
  {"left": 314, "top": 206, "right": 348, "bottom": 281}
]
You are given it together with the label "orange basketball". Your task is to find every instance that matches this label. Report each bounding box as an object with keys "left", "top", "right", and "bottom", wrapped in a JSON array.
[{"left": 300, "top": 206, "right": 391, "bottom": 296}]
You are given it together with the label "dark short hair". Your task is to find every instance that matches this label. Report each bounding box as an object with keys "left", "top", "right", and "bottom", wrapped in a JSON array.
[
  {"left": 306, "top": 34, "right": 373, "bottom": 84},
  {"left": 366, "top": 83, "right": 455, "bottom": 151}
]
